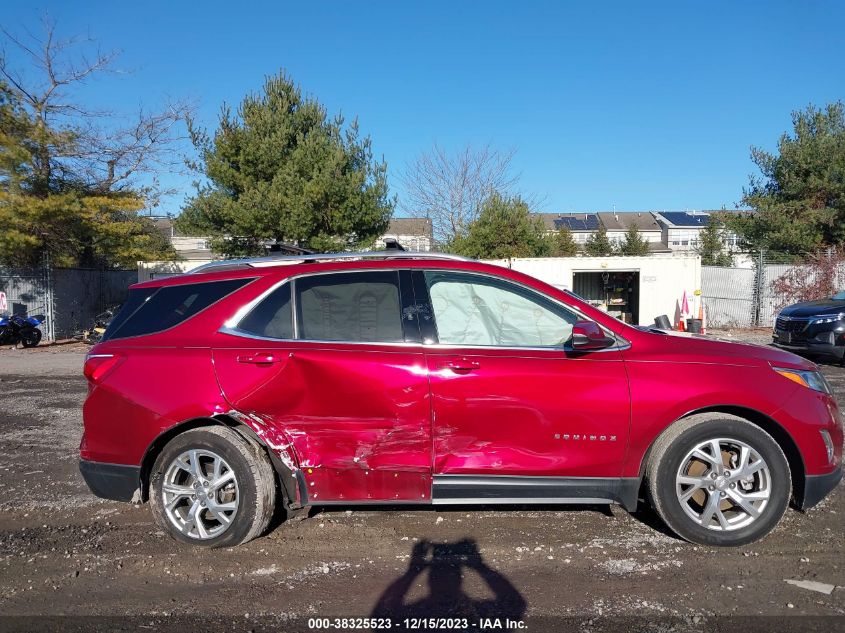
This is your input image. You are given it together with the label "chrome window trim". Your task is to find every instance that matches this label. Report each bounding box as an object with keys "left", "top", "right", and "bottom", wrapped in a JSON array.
[
  {"left": 220, "top": 269, "right": 408, "bottom": 345},
  {"left": 423, "top": 341, "right": 630, "bottom": 353},
  {"left": 218, "top": 267, "right": 630, "bottom": 353},
  {"left": 222, "top": 278, "right": 292, "bottom": 331},
  {"left": 216, "top": 325, "right": 629, "bottom": 353}
]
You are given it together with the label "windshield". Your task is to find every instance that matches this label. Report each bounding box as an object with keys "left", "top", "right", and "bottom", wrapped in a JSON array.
[{"left": 832, "top": 290, "right": 845, "bottom": 301}]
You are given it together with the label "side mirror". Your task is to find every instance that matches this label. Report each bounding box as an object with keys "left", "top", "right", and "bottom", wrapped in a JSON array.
[{"left": 571, "top": 320, "right": 615, "bottom": 351}]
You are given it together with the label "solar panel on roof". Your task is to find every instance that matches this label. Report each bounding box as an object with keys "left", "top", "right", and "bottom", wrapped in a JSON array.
[
  {"left": 659, "top": 212, "right": 710, "bottom": 227},
  {"left": 554, "top": 215, "right": 599, "bottom": 230}
]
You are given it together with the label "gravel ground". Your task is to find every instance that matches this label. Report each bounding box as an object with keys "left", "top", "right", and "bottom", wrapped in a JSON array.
[{"left": 0, "top": 335, "right": 842, "bottom": 632}]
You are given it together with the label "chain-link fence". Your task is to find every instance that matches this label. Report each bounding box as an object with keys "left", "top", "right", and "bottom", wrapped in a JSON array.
[
  {"left": 0, "top": 266, "right": 136, "bottom": 341},
  {"left": 702, "top": 250, "right": 845, "bottom": 329}
]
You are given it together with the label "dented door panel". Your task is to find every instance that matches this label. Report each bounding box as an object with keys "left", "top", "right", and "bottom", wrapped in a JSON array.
[
  {"left": 426, "top": 347, "right": 631, "bottom": 478},
  {"left": 213, "top": 340, "right": 432, "bottom": 502}
]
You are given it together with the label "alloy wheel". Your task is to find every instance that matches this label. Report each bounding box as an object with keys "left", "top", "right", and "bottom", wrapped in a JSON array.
[
  {"left": 675, "top": 437, "right": 771, "bottom": 531},
  {"left": 161, "top": 449, "right": 239, "bottom": 540}
]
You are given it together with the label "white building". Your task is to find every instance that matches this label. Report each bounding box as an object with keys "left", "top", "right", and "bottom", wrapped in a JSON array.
[
  {"left": 652, "top": 211, "right": 741, "bottom": 252},
  {"left": 484, "top": 254, "right": 701, "bottom": 326},
  {"left": 373, "top": 218, "right": 434, "bottom": 252},
  {"left": 596, "top": 211, "right": 669, "bottom": 252}
]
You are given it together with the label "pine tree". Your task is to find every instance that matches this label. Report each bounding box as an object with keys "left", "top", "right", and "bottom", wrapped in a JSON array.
[
  {"left": 549, "top": 226, "right": 579, "bottom": 256},
  {"left": 0, "top": 82, "right": 174, "bottom": 268},
  {"left": 176, "top": 72, "right": 394, "bottom": 256},
  {"left": 728, "top": 102, "right": 845, "bottom": 253},
  {"left": 619, "top": 225, "right": 650, "bottom": 256},
  {"left": 697, "top": 217, "right": 733, "bottom": 266},
  {"left": 584, "top": 225, "right": 614, "bottom": 256},
  {"left": 447, "top": 194, "right": 549, "bottom": 259},
  {"left": 0, "top": 22, "right": 182, "bottom": 268}
]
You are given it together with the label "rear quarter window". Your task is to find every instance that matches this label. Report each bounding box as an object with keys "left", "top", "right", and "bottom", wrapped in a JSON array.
[{"left": 103, "top": 278, "right": 252, "bottom": 341}]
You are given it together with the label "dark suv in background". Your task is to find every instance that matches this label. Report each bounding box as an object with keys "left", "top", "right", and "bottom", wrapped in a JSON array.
[{"left": 773, "top": 290, "right": 845, "bottom": 364}]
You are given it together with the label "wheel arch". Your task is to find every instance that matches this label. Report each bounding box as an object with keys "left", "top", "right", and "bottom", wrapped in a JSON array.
[
  {"left": 139, "top": 414, "right": 305, "bottom": 508},
  {"left": 639, "top": 405, "right": 806, "bottom": 505}
]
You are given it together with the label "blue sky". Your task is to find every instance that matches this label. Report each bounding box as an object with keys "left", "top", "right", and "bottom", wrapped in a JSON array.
[{"left": 4, "top": 1, "right": 844, "bottom": 215}]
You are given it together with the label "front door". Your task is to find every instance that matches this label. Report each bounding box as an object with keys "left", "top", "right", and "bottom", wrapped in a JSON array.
[
  {"left": 415, "top": 270, "right": 632, "bottom": 504},
  {"left": 212, "top": 270, "right": 432, "bottom": 503}
]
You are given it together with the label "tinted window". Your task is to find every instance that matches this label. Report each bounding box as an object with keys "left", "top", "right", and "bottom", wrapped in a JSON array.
[
  {"left": 296, "top": 271, "right": 404, "bottom": 343},
  {"left": 105, "top": 278, "right": 251, "bottom": 340},
  {"left": 425, "top": 271, "right": 577, "bottom": 347},
  {"left": 236, "top": 282, "right": 293, "bottom": 339},
  {"left": 100, "top": 289, "right": 153, "bottom": 341}
]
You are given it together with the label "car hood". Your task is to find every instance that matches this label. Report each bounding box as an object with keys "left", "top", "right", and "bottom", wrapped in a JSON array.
[
  {"left": 640, "top": 329, "right": 816, "bottom": 370},
  {"left": 779, "top": 299, "right": 845, "bottom": 318}
]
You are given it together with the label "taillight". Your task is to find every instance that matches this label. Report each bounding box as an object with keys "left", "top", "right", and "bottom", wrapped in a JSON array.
[{"left": 84, "top": 353, "right": 122, "bottom": 384}]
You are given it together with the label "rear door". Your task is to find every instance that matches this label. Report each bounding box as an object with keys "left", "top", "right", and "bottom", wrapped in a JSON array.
[{"left": 212, "top": 269, "right": 432, "bottom": 503}]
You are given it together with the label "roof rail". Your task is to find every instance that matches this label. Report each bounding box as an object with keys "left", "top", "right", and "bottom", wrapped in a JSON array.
[{"left": 189, "top": 250, "right": 472, "bottom": 274}]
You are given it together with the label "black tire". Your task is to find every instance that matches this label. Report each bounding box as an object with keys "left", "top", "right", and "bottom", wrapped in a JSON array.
[
  {"left": 21, "top": 329, "right": 42, "bottom": 348},
  {"left": 149, "top": 426, "right": 276, "bottom": 548},
  {"left": 646, "top": 413, "right": 791, "bottom": 547}
]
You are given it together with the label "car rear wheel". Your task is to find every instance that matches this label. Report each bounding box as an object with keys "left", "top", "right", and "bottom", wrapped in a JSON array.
[
  {"left": 647, "top": 414, "right": 791, "bottom": 547},
  {"left": 149, "top": 426, "right": 276, "bottom": 547}
]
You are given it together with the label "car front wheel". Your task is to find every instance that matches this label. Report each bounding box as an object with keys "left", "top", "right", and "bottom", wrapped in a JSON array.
[
  {"left": 149, "top": 426, "right": 276, "bottom": 547},
  {"left": 647, "top": 414, "right": 791, "bottom": 547}
]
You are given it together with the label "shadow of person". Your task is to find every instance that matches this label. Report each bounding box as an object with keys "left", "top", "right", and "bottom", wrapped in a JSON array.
[{"left": 371, "top": 538, "right": 526, "bottom": 620}]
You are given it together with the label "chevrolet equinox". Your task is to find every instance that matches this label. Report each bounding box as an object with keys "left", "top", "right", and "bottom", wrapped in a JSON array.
[{"left": 79, "top": 252, "right": 843, "bottom": 548}]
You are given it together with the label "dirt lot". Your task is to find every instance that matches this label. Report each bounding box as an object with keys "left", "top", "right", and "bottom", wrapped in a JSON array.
[{"left": 0, "top": 334, "right": 843, "bottom": 632}]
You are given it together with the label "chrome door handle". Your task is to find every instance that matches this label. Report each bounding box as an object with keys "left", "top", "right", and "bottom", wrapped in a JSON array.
[
  {"left": 236, "top": 353, "right": 285, "bottom": 365},
  {"left": 437, "top": 358, "right": 481, "bottom": 372}
]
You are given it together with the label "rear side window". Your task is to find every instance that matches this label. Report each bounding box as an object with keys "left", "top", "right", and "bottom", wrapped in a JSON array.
[
  {"left": 103, "top": 278, "right": 251, "bottom": 341},
  {"left": 236, "top": 282, "right": 293, "bottom": 339},
  {"left": 295, "top": 271, "right": 404, "bottom": 343}
]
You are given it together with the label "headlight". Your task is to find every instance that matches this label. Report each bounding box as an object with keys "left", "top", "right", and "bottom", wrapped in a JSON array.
[
  {"left": 811, "top": 313, "right": 845, "bottom": 325},
  {"left": 773, "top": 367, "right": 833, "bottom": 395}
]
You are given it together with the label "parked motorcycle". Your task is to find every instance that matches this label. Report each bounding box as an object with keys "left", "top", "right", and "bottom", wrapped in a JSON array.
[
  {"left": 0, "top": 312, "right": 45, "bottom": 348},
  {"left": 80, "top": 305, "right": 120, "bottom": 344}
]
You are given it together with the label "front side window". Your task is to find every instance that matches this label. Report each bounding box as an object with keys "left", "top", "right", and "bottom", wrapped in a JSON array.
[
  {"left": 295, "top": 271, "right": 404, "bottom": 343},
  {"left": 424, "top": 271, "right": 577, "bottom": 347}
]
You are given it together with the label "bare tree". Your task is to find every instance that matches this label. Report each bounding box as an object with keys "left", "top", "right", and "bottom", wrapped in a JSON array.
[
  {"left": 400, "top": 142, "right": 519, "bottom": 243},
  {"left": 0, "top": 15, "right": 192, "bottom": 204}
]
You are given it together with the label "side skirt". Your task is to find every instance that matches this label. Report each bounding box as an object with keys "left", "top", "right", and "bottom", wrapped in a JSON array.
[{"left": 431, "top": 475, "right": 641, "bottom": 512}]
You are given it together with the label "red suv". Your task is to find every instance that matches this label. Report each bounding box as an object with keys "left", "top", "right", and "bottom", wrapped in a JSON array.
[{"left": 80, "top": 252, "right": 843, "bottom": 548}]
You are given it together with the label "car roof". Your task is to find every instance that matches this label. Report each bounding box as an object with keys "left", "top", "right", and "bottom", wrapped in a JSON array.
[{"left": 132, "top": 252, "right": 490, "bottom": 289}]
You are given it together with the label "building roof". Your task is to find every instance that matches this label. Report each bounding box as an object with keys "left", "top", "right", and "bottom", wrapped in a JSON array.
[
  {"left": 536, "top": 213, "right": 600, "bottom": 232},
  {"left": 655, "top": 211, "right": 712, "bottom": 228},
  {"left": 596, "top": 211, "right": 662, "bottom": 232},
  {"left": 384, "top": 217, "right": 433, "bottom": 238},
  {"left": 647, "top": 241, "right": 673, "bottom": 253},
  {"left": 151, "top": 216, "right": 197, "bottom": 238}
]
